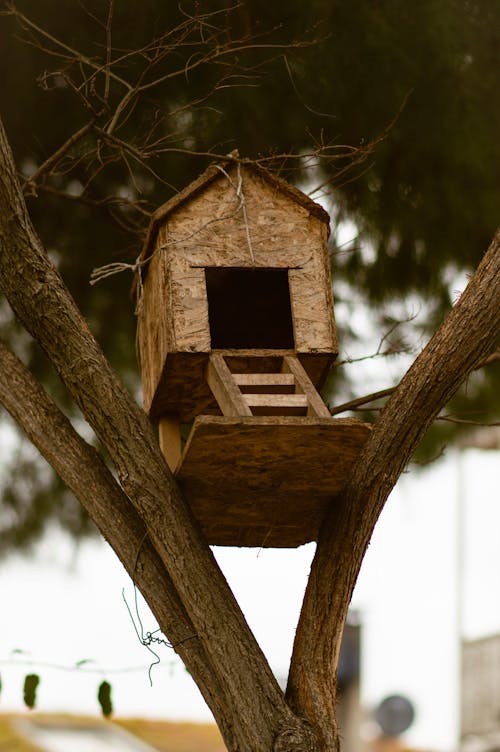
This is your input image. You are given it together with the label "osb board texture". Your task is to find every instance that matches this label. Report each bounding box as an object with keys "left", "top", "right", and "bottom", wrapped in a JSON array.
[
  {"left": 136, "top": 165, "right": 337, "bottom": 413},
  {"left": 137, "top": 159, "right": 331, "bottom": 276},
  {"left": 176, "top": 416, "right": 372, "bottom": 547},
  {"left": 147, "top": 351, "right": 336, "bottom": 421},
  {"left": 137, "top": 247, "right": 171, "bottom": 413},
  {"left": 162, "top": 168, "right": 336, "bottom": 352}
]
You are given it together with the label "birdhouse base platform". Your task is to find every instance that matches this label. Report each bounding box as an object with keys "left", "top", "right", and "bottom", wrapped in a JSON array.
[{"left": 175, "top": 415, "right": 372, "bottom": 548}]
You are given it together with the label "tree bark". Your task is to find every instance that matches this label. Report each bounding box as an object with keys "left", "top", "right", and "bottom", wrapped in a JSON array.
[
  {"left": 1, "top": 99, "right": 499, "bottom": 750},
  {"left": 0, "top": 340, "right": 240, "bottom": 747},
  {"left": 0, "top": 116, "right": 317, "bottom": 750},
  {"left": 287, "top": 229, "right": 500, "bottom": 745}
]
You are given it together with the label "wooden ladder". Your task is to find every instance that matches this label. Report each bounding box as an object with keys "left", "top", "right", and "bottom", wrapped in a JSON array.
[{"left": 206, "top": 353, "right": 331, "bottom": 418}]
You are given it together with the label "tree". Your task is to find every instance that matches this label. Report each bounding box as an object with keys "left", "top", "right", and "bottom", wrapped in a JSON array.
[
  {"left": 0, "top": 3, "right": 499, "bottom": 750},
  {"left": 1, "top": 114, "right": 498, "bottom": 749},
  {"left": 1, "top": 0, "right": 499, "bottom": 549}
]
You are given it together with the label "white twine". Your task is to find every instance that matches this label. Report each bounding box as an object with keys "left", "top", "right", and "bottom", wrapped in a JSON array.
[
  {"left": 89, "top": 159, "right": 256, "bottom": 311},
  {"left": 90, "top": 254, "right": 148, "bottom": 315},
  {"left": 215, "top": 162, "right": 255, "bottom": 264}
]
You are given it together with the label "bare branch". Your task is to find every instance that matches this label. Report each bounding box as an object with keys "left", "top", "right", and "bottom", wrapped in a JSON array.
[
  {"left": 329, "top": 387, "right": 395, "bottom": 416},
  {"left": 22, "top": 121, "right": 95, "bottom": 195},
  {"left": 476, "top": 347, "right": 500, "bottom": 368},
  {"left": 283, "top": 55, "right": 337, "bottom": 120},
  {"left": 103, "top": 0, "right": 114, "bottom": 103},
  {"left": 3, "top": 2, "right": 132, "bottom": 90},
  {"left": 437, "top": 415, "right": 500, "bottom": 426},
  {"left": 330, "top": 344, "right": 499, "bottom": 417}
]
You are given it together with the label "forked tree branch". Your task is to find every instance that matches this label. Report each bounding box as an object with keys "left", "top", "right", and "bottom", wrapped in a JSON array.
[
  {"left": 0, "top": 114, "right": 316, "bottom": 751},
  {"left": 22, "top": 121, "right": 95, "bottom": 195},
  {"left": 0, "top": 340, "right": 236, "bottom": 744}
]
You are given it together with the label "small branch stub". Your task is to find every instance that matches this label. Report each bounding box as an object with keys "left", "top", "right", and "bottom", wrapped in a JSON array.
[{"left": 273, "top": 722, "right": 323, "bottom": 752}]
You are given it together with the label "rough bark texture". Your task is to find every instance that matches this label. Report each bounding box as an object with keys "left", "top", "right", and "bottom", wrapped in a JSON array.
[
  {"left": 0, "top": 341, "right": 237, "bottom": 747},
  {"left": 286, "top": 229, "right": 500, "bottom": 747},
  {"left": 0, "top": 102, "right": 498, "bottom": 751},
  {"left": 0, "top": 116, "right": 317, "bottom": 750}
]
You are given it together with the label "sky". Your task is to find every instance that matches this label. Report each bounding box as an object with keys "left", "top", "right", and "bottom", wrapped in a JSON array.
[{"left": 0, "top": 441, "right": 498, "bottom": 751}]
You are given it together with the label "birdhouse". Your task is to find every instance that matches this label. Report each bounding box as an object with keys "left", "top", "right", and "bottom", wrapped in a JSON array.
[{"left": 135, "top": 158, "right": 371, "bottom": 547}]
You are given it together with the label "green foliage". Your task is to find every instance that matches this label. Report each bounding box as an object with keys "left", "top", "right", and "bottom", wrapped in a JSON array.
[
  {"left": 0, "top": 0, "right": 498, "bottom": 548},
  {"left": 23, "top": 674, "right": 40, "bottom": 710},
  {"left": 97, "top": 680, "right": 113, "bottom": 718},
  {"left": 0, "top": 436, "right": 95, "bottom": 561}
]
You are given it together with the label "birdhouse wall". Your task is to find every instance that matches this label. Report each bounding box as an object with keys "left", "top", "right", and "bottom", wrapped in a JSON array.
[{"left": 137, "top": 166, "right": 337, "bottom": 419}]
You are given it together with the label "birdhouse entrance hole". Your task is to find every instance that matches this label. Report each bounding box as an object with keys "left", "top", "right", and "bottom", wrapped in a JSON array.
[{"left": 204, "top": 267, "right": 295, "bottom": 350}]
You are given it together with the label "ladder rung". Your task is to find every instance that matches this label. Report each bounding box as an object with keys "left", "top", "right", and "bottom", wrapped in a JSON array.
[
  {"left": 244, "top": 394, "right": 308, "bottom": 409},
  {"left": 234, "top": 373, "right": 295, "bottom": 394},
  {"left": 206, "top": 354, "right": 330, "bottom": 418}
]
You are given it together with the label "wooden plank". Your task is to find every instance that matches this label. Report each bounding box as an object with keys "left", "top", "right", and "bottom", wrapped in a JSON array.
[
  {"left": 158, "top": 414, "right": 182, "bottom": 472},
  {"left": 244, "top": 393, "right": 308, "bottom": 411},
  {"left": 176, "top": 415, "right": 372, "bottom": 547},
  {"left": 234, "top": 373, "right": 295, "bottom": 394},
  {"left": 206, "top": 353, "right": 252, "bottom": 416},
  {"left": 282, "top": 355, "right": 330, "bottom": 417}
]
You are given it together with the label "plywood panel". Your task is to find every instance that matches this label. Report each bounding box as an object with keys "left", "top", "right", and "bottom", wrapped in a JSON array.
[
  {"left": 206, "top": 353, "right": 252, "bottom": 416},
  {"left": 158, "top": 414, "right": 182, "bottom": 472},
  {"left": 136, "top": 163, "right": 338, "bottom": 417},
  {"left": 282, "top": 355, "right": 331, "bottom": 418},
  {"left": 137, "top": 244, "right": 171, "bottom": 413},
  {"left": 161, "top": 168, "right": 336, "bottom": 355},
  {"left": 176, "top": 416, "right": 372, "bottom": 547},
  {"left": 146, "top": 350, "right": 337, "bottom": 421}
]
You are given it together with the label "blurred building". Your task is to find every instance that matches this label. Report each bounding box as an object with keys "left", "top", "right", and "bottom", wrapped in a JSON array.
[
  {"left": 461, "top": 633, "right": 500, "bottom": 752},
  {"left": 337, "top": 612, "right": 368, "bottom": 752},
  {"left": 1, "top": 714, "right": 226, "bottom": 752}
]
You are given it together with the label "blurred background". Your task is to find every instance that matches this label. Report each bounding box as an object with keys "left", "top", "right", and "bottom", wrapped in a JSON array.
[{"left": 0, "top": 1, "right": 498, "bottom": 750}]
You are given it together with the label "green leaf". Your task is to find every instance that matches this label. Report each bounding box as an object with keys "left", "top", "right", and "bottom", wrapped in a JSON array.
[
  {"left": 97, "top": 680, "right": 113, "bottom": 718},
  {"left": 23, "top": 674, "right": 40, "bottom": 710},
  {"left": 75, "top": 659, "right": 92, "bottom": 667}
]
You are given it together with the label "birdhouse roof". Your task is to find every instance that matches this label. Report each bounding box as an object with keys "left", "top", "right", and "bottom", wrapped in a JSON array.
[{"left": 135, "top": 157, "right": 331, "bottom": 288}]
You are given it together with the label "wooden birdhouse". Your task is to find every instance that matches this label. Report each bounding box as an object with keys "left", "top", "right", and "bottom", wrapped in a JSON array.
[{"left": 135, "top": 158, "right": 371, "bottom": 548}]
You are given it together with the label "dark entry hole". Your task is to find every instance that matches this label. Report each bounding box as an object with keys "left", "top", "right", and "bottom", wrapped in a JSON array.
[{"left": 205, "top": 267, "right": 294, "bottom": 349}]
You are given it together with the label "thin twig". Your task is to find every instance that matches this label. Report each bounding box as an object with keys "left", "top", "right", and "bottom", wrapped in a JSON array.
[
  {"left": 475, "top": 348, "right": 500, "bottom": 369},
  {"left": 329, "top": 343, "right": 499, "bottom": 417},
  {"left": 103, "top": 0, "right": 115, "bottom": 103},
  {"left": 22, "top": 122, "right": 94, "bottom": 194},
  {"left": 4, "top": 3, "right": 132, "bottom": 90},
  {"left": 437, "top": 416, "right": 500, "bottom": 427},
  {"left": 329, "top": 387, "right": 395, "bottom": 416}
]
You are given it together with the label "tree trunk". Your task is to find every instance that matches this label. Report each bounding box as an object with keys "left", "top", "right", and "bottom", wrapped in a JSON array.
[
  {"left": 287, "top": 230, "right": 500, "bottom": 742},
  {"left": 0, "top": 115, "right": 319, "bottom": 751},
  {"left": 0, "top": 103, "right": 498, "bottom": 750}
]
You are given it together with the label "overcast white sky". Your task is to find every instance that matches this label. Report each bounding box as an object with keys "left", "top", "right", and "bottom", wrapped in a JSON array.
[{"left": 0, "top": 442, "right": 498, "bottom": 751}]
